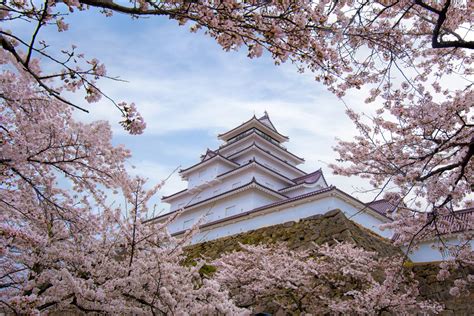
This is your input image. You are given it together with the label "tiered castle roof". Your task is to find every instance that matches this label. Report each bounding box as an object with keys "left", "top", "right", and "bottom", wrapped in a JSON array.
[
  {"left": 217, "top": 112, "right": 289, "bottom": 143},
  {"left": 153, "top": 112, "right": 390, "bottom": 233},
  {"left": 162, "top": 113, "right": 313, "bottom": 199},
  {"left": 147, "top": 112, "right": 473, "bottom": 264}
]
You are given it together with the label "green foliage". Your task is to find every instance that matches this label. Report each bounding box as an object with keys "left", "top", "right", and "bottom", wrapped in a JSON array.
[{"left": 199, "top": 264, "right": 217, "bottom": 277}]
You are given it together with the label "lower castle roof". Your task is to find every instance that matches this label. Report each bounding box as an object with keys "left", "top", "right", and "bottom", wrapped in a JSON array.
[
  {"left": 153, "top": 186, "right": 393, "bottom": 236},
  {"left": 150, "top": 178, "right": 288, "bottom": 223}
]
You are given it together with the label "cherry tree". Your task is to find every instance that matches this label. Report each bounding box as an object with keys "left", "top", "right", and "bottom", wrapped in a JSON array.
[
  {"left": 214, "top": 242, "right": 443, "bottom": 314},
  {"left": 3, "top": 0, "right": 471, "bottom": 199},
  {"left": 2, "top": 0, "right": 471, "bottom": 203},
  {"left": 0, "top": 53, "right": 242, "bottom": 314},
  {"left": 1, "top": 50, "right": 129, "bottom": 312},
  {"left": 1, "top": 0, "right": 473, "bottom": 308}
]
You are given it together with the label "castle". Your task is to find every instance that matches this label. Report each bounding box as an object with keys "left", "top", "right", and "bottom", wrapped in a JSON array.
[{"left": 148, "top": 112, "right": 472, "bottom": 263}]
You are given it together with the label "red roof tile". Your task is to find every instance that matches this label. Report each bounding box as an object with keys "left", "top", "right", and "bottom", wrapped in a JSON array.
[
  {"left": 293, "top": 169, "right": 323, "bottom": 184},
  {"left": 427, "top": 207, "right": 474, "bottom": 235},
  {"left": 217, "top": 159, "right": 296, "bottom": 184},
  {"left": 280, "top": 169, "right": 326, "bottom": 192},
  {"left": 200, "top": 148, "right": 217, "bottom": 161},
  {"left": 162, "top": 188, "right": 187, "bottom": 201},
  {"left": 366, "top": 199, "right": 398, "bottom": 216},
  {"left": 258, "top": 111, "right": 278, "bottom": 132}
]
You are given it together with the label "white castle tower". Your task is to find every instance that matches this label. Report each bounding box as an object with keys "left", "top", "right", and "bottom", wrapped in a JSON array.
[
  {"left": 146, "top": 112, "right": 473, "bottom": 263},
  {"left": 149, "top": 113, "right": 393, "bottom": 243}
]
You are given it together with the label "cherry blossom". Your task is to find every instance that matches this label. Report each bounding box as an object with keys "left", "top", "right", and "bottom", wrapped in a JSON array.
[
  {"left": 2, "top": 0, "right": 472, "bottom": 135},
  {"left": 119, "top": 102, "right": 147, "bottom": 135},
  {"left": 214, "top": 242, "right": 443, "bottom": 314},
  {"left": 0, "top": 52, "right": 241, "bottom": 314},
  {"left": 1, "top": 0, "right": 472, "bottom": 307}
]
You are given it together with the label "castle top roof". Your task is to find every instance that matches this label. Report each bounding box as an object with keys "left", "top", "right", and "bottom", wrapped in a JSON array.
[
  {"left": 258, "top": 111, "right": 277, "bottom": 131},
  {"left": 218, "top": 113, "right": 289, "bottom": 143}
]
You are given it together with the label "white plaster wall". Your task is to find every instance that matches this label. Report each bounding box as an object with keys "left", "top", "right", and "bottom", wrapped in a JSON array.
[
  {"left": 170, "top": 173, "right": 247, "bottom": 212},
  {"left": 284, "top": 179, "right": 327, "bottom": 198},
  {"left": 254, "top": 143, "right": 299, "bottom": 166},
  {"left": 167, "top": 190, "right": 280, "bottom": 234},
  {"left": 169, "top": 195, "right": 191, "bottom": 212},
  {"left": 220, "top": 136, "right": 254, "bottom": 156},
  {"left": 187, "top": 161, "right": 234, "bottom": 189},
  {"left": 403, "top": 238, "right": 474, "bottom": 263},
  {"left": 253, "top": 169, "right": 289, "bottom": 191},
  {"left": 169, "top": 167, "right": 288, "bottom": 211},
  {"left": 285, "top": 185, "right": 322, "bottom": 198},
  {"left": 233, "top": 150, "right": 303, "bottom": 179},
  {"left": 186, "top": 195, "right": 393, "bottom": 243}
]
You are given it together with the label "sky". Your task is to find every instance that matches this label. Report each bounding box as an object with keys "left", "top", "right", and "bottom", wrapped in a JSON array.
[{"left": 13, "top": 6, "right": 389, "bottom": 217}]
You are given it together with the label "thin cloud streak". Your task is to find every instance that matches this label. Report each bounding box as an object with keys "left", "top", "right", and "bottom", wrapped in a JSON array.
[{"left": 9, "top": 6, "right": 386, "bottom": 212}]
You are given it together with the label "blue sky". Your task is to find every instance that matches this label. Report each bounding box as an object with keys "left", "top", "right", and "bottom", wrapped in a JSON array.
[{"left": 12, "top": 7, "right": 385, "bottom": 216}]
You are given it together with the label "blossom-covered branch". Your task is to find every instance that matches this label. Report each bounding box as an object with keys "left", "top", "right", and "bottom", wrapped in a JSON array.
[
  {"left": 214, "top": 242, "right": 443, "bottom": 314},
  {"left": 0, "top": 53, "right": 241, "bottom": 314}
]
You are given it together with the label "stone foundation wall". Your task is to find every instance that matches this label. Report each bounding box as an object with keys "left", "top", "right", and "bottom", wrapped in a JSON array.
[
  {"left": 186, "top": 209, "right": 473, "bottom": 315},
  {"left": 185, "top": 209, "right": 401, "bottom": 261},
  {"left": 409, "top": 262, "right": 473, "bottom": 315}
]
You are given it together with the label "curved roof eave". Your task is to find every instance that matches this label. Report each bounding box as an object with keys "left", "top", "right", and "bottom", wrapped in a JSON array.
[
  {"left": 218, "top": 117, "right": 289, "bottom": 143},
  {"left": 179, "top": 154, "right": 239, "bottom": 177}
]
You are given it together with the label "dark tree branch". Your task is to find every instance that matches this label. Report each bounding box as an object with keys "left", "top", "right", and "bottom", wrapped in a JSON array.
[
  {"left": 25, "top": 0, "right": 49, "bottom": 66},
  {"left": 415, "top": 0, "right": 474, "bottom": 49},
  {"left": 0, "top": 34, "right": 89, "bottom": 113}
]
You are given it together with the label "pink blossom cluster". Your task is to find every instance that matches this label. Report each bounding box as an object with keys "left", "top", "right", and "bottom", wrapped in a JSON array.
[
  {"left": 1, "top": 0, "right": 473, "bottom": 310},
  {"left": 119, "top": 102, "right": 146, "bottom": 135},
  {"left": 0, "top": 59, "right": 240, "bottom": 314},
  {"left": 214, "top": 242, "right": 443, "bottom": 314}
]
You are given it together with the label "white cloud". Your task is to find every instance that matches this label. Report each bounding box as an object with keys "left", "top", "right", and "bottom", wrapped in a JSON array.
[{"left": 9, "top": 6, "right": 390, "bottom": 212}]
